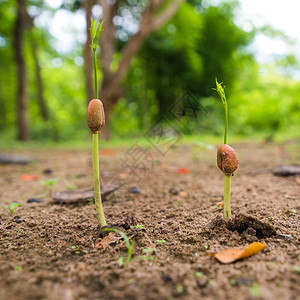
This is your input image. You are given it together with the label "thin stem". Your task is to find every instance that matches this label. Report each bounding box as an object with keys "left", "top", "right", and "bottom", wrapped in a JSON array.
[
  {"left": 224, "top": 102, "right": 228, "bottom": 144},
  {"left": 224, "top": 175, "right": 231, "bottom": 222},
  {"left": 92, "top": 132, "right": 106, "bottom": 227},
  {"left": 92, "top": 48, "right": 98, "bottom": 99}
]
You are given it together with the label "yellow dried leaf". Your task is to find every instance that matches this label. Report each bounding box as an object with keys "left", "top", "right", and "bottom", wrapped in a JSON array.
[{"left": 208, "top": 242, "right": 266, "bottom": 264}]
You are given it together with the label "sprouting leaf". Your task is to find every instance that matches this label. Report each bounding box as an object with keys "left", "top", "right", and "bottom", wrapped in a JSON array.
[
  {"left": 41, "top": 178, "right": 58, "bottom": 187},
  {"left": 213, "top": 79, "right": 227, "bottom": 104},
  {"left": 207, "top": 242, "right": 266, "bottom": 264},
  {"left": 95, "top": 20, "right": 104, "bottom": 42},
  {"left": 118, "top": 256, "right": 124, "bottom": 266},
  {"left": 249, "top": 283, "right": 262, "bottom": 298},
  {"left": 9, "top": 202, "right": 20, "bottom": 215},
  {"left": 90, "top": 18, "right": 96, "bottom": 39}
]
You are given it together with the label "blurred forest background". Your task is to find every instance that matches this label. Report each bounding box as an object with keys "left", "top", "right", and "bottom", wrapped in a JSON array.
[{"left": 0, "top": 0, "right": 300, "bottom": 144}]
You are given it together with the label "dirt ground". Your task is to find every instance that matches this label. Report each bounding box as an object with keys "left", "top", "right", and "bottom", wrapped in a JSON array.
[{"left": 0, "top": 140, "right": 299, "bottom": 300}]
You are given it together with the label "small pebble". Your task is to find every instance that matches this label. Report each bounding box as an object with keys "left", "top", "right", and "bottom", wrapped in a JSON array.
[
  {"left": 169, "top": 188, "right": 179, "bottom": 196},
  {"left": 27, "top": 198, "right": 43, "bottom": 203},
  {"left": 43, "top": 168, "right": 53, "bottom": 174},
  {"left": 179, "top": 191, "right": 189, "bottom": 199},
  {"left": 275, "top": 234, "right": 292, "bottom": 240},
  {"left": 129, "top": 187, "right": 141, "bottom": 194}
]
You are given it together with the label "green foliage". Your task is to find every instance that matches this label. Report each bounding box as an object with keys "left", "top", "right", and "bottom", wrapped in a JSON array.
[
  {"left": 0, "top": 0, "right": 299, "bottom": 142},
  {"left": 90, "top": 19, "right": 104, "bottom": 50}
]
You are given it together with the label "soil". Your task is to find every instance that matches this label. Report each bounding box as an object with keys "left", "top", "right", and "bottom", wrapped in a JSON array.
[{"left": 0, "top": 140, "right": 299, "bottom": 300}]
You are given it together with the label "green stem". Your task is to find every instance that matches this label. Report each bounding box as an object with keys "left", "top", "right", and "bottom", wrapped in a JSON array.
[
  {"left": 92, "top": 48, "right": 98, "bottom": 99},
  {"left": 224, "top": 102, "right": 228, "bottom": 144},
  {"left": 92, "top": 132, "right": 106, "bottom": 227},
  {"left": 224, "top": 175, "right": 231, "bottom": 222}
]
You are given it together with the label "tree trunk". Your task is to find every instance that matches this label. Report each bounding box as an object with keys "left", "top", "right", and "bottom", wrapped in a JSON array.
[
  {"left": 14, "top": 0, "right": 29, "bottom": 141},
  {"left": 31, "top": 37, "right": 48, "bottom": 121},
  {"left": 83, "top": 0, "right": 95, "bottom": 103}
]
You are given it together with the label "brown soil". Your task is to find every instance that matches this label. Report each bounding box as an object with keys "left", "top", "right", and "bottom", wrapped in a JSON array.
[{"left": 0, "top": 140, "right": 299, "bottom": 300}]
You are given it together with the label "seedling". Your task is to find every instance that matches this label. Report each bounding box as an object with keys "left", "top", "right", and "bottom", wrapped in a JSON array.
[
  {"left": 4, "top": 202, "right": 20, "bottom": 215},
  {"left": 102, "top": 228, "right": 155, "bottom": 267},
  {"left": 102, "top": 228, "right": 135, "bottom": 268},
  {"left": 41, "top": 178, "right": 58, "bottom": 187},
  {"left": 87, "top": 19, "right": 106, "bottom": 227},
  {"left": 214, "top": 80, "right": 238, "bottom": 222}
]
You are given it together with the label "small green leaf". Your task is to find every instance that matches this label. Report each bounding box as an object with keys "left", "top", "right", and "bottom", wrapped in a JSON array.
[
  {"left": 41, "top": 178, "right": 58, "bottom": 187},
  {"left": 13, "top": 266, "right": 22, "bottom": 271},
  {"left": 118, "top": 256, "right": 124, "bottom": 266},
  {"left": 90, "top": 18, "right": 96, "bottom": 39},
  {"left": 177, "top": 285, "right": 184, "bottom": 293},
  {"left": 95, "top": 20, "right": 104, "bottom": 42},
  {"left": 230, "top": 279, "right": 236, "bottom": 286},
  {"left": 9, "top": 202, "right": 20, "bottom": 214},
  {"left": 249, "top": 283, "right": 262, "bottom": 298},
  {"left": 195, "top": 272, "right": 203, "bottom": 278},
  {"left": 293, "top": 265, "right": 300, "bottom": 273}
]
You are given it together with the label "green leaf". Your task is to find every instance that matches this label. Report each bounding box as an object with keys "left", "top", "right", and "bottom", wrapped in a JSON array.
[
  {"left": 118, "top": 256, "right": 124, "bottom": 266},
  {"left": 90, "top": 18, "right": 96, "bottom": 40},
  {"left": 9, "top": 202, "right": 20, "bottom": 214},
  {"left": 95, "top": 20, "right": 104, "bottom": 43},
  {"left": 214, "top": 79, "right": 227, "bottom": 105}
]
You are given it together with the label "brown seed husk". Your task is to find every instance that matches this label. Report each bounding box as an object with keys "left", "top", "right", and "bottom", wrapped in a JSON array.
[
  {"left": 217, "top": 144, "right": 238, "bottom": 175},
  {"left": 87, "top": 99, "right": 105, "bottom": 133}
]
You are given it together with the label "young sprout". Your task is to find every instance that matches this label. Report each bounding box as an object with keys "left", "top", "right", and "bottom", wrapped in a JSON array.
[
  {"left": 102, "top": 228, "right": 135, "bottom": 268},
  {"left": 214, "top": 79, "right": 238, "bottom": 222},
  {"left": 5, "top": 202, "right": 20, "bottom": 216},
  {"left": 87, "top": 19, "right": 106, "bottom": 227}
]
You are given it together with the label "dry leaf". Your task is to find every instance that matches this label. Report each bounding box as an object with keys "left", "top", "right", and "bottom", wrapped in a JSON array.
[
  {"left": 295, "top": 176, "right": 300, "bottom": 184},
  {"left": 100, "top": 232, "right": 120, "bottom": 249},
  {"left": 21, "top": 174, "right": 39, "bottom": 181},
  {"left": 208, "top": 242, "right": 266, "bottom": 264}
]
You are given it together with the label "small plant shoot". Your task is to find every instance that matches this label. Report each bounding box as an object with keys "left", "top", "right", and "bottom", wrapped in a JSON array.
[
  {"left": 87, "top": 19, "right": 106, "bottom": 227},
  {"left": 102, "top": 228, "right": 135, "bottom": 268},
  {"left": 5, "top": 202, "right": 20, "bottom": 215},
  {"left": 214, "top": 79, "right": 238, "bottom": 222}
]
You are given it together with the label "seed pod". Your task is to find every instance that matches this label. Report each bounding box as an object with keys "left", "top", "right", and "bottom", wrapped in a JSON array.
[
  {"left": 87, "top": 99, "right": 105, "bottom": 133},
  {"left": 217, "top": 144, "right": 238, "bottom": 175}
]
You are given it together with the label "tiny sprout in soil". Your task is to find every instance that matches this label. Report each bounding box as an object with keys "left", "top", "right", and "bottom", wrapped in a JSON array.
[
  {"left": 4, "top": 202, "right": 20, "bottom": 215},
  {"left": 214, "top": 79, "right": 238, "bottom": 222},
  {"left": 41, "top": 178, "right": 58, "bottom": 188},
  {"left": 87, "top": 19, "right": 106, "bottom": 227},
  {"left": 102, "top": 228, "right": 135, "bottom": 268}
]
